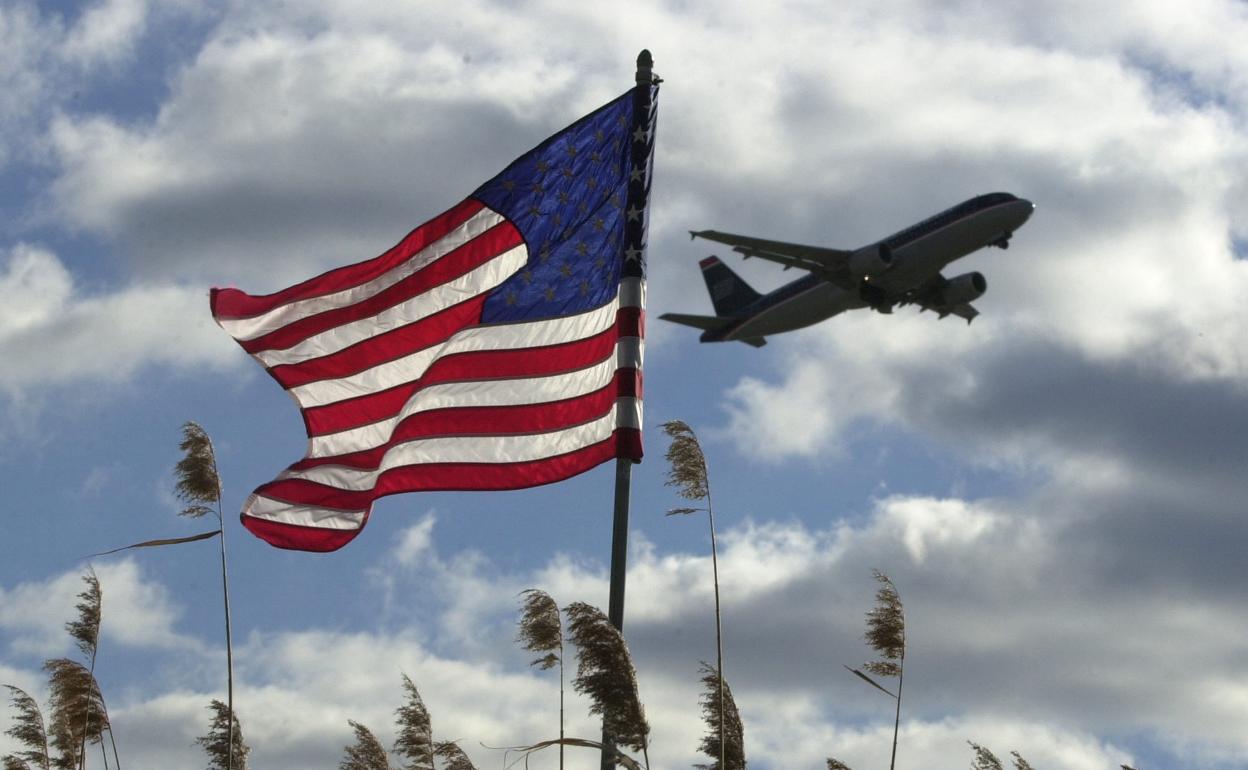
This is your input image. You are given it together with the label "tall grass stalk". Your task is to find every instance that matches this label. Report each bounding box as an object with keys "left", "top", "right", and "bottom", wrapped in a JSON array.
[
  {"left": 44, "top": 659, "right": 107, "bottom": 769},
  {"left": 694, "top": 662, "right": 744, "bottom": 770},
  {"left": 844, "top": 570, "right": 905, "bottom": 770},
  {"left": 393, "top": 674, "right": 435, "bottom": 770},
  {"left": 517, "top": 590, "right": 564, "bottom": 770},
  {"left": 3, "top": 685, "right": 51, "bottom": 770},
  {"left": 565, "top": 602, "right": 650, "bottom": 769},
  {"left": 196, "top": 700, "right": 249, "bottom": 770},
  {"left": 66, "top": 571, "right": 118, "bottom": 770},
  {"left": 339, "top": 721, "right": 390, "bottom": 770},
  {"left": 660, "top": 420, "right": 726, "bottom": 769},
  {"left": 174, "top": 422, "right": 235, "bottom": 770},
  {"left": 432, "top": 741, "right": 477, "bottom": 770}
]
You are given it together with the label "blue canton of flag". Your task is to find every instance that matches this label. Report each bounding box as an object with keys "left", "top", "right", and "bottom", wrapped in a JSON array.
[{"left": 476, "top": 88, "right": 652, "bottom": 323}]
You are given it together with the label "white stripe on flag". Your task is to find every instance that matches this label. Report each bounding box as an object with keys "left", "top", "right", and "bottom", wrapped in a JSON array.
[
  {"left": 308, "top": 353, "right": 619, "bottom": 458},
  {"left": 253, "top": 244, "right": 528, "bottom": 366},
  {"left": 241, "top": 494, "right": 368, "bottom": 529},
  {"left": 283, "top": 407, "right": 624, "bottom": 490},
  {"left": 290, "top": 293, "right": 623, "bottom": 409}
]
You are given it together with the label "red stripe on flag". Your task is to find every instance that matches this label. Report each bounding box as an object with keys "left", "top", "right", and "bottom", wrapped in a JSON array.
[
  {"left": 254, "top": 429, "right": 632, "bottom": 513},
  {"left": 240, "top": 514, "right": 368, "bottom": 553},
  {"left": 211, "top": 199, "right": 485, "bottom": 319},
  {"left": 269, "top": 296, "right": 488, "bottom": 390},
  {"left": 238, "top": 221, "right": 522, "bottom": 354},
  {"left": 301, "top": 324, "right": 620, "bottom": 435},
  {"left": 293, "top": 378, "right": 624, "bottom": 471}
]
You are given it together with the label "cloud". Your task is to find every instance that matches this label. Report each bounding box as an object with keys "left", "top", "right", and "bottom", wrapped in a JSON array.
[
  {"left": 5, "top": 501, "right": 1246, "bottom": 768},
  {"left": 0, "top": 243, "right": 238, "bottom": 397},
  {"left": 61, "top": 0, "right": 150, "bottom": 67},
  {"left": 0, "top": 559, "right": 196, "bottom": 657}
]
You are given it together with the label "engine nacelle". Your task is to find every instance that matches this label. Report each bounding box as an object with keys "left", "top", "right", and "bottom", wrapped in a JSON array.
[
  {"left": 847, "top": 243, "right": 893, "bottom": 278},
  {"left": 939, "top": 272, "right": 987, "bottom": 306}
]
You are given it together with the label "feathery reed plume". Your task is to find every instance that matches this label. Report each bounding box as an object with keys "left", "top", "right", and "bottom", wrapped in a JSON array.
[
  {"left": 433, "top": 741, "right": 477, "bottom": 770},
  {"left": 339, "top": 721, "right": 390, "bottom": 770},
  {"left": 661, "top": 420, "right": 727, "bottom": 769},
  {"left": 863, "top": 571, "right": 904, "bottom": 678},
  {"left": 43, "top": 659, "right": 106, "bottom": 770},
  {"left": 393, "top": 674, "right": 435, "bottom": 770},
  {"left": 64, "top": 570, "right": 116, "bottom": 770},
  {"left": 825, "top": 760, "right": 853, "bottom": 770},
  {"left": 662, "top": 420, "right": 708, "bottom": 501},
  {"left": 175, "top": 422, "right": 222, "bottom": 518},
  {"left": 845, "top": 570, "right": 905, "bottom": 770},
  {"left": 564, "top": 602, "right": 649, "bottom": 766},
  {"left": 1010, "top": 751, "right": 1036, "bottom": 770},
  {"left": 174, "top": 422, "right": 236, "bottom": 770},
  {"left": 196, "top": 700, "right": 249, "bottom": 770},
  {"left": 65, "top": 572, "right": 101, "bottom": 665},
  {"left": 517, "top": 589, "right": 564, "bottom": 769},
  {"left": 969, "top": 741, "right": 1004, "bottom": 770},
  {"left": 2, "top": 686, "right": 50, "bottom": 770},
  {"left": 694, "top": 662, "right": 744, "bottom": 770}
]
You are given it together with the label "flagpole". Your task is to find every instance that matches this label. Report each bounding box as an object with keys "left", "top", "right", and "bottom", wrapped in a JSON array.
[
  {"left": 602, "top": 49, "right": 656, "bottom": 770},
  {"left": 606, "top": 457, "right": 632, "bottom": 632}
]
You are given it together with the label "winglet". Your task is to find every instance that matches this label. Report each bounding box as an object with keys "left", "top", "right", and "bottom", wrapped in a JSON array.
[{"left": 690, "top": 230, "right": 708, "bottom": 241}]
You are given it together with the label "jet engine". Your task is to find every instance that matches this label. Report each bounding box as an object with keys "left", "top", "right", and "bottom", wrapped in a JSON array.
[
  {"left": 847, "top": 243, "right": 892, "bottom": 278},
  {"left": 938, "top": 272, "right": 987, "bottom": 305}
]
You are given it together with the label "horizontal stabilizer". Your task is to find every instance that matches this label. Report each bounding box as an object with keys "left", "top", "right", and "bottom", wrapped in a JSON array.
[{"left": 658, "top": 312, "right": 728, "bottom": 331}]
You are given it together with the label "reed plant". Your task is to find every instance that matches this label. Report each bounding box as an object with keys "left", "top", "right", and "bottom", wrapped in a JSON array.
[
  {"left": 842, "top": 570, "right": 905, "bottom": 770},
  {"left": 660, "top": 420, "right": 728, "bottom": 769},
  {"left": 394, "top": 674, "right": 435, "bottom": 770},
  {"left": 3, "top": 686, "right": 50, "bottom": 770},
  {"left": 196, "top": 700, "right": 249, "bottom": 770},
  {"left": 2, "top": 571, "right": 116, "bottom": 770},
  {"left": 565, "top": 602, "right": 650, "bottom": 769},
  {"left": 65, "top": 570, "right": 117, "bottom": 770},
  {"left": 694, "top": 662, "right": 744, "bottom": 770},
  {"left": 339, "top": 675, "right": 477, "bottom": 770},
  {"left": 517, "top": 589, "right": 564, "bottom": 769},
  {"left": 173, "top": 422, "right": 238, "bottom": 770},
  {"left": 339, "top": 721, "right": 389, "bottom": 770},
  {"left": 92, "top": 423, "right": 235, "bottom": 769}
]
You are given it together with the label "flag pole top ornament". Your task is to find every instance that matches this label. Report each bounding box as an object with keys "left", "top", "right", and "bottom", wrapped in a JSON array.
[
  {"left": 636, "top": 49, "right": 663, "bottom": 86},
  {"left": 209, "top": 54, "right": 657, "bottom": 552}
]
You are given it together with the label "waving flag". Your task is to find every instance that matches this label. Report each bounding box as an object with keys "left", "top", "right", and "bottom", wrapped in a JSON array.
[{"left": 211, "top": 85, "right": 657, "bottom": 552}]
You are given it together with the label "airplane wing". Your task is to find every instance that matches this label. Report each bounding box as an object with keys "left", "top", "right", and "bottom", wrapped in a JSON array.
[
  {"left": 690, "top": 230, "right": 853, "bottom": 278},
  {"left": 900, "top": 273, "right": 981, "bottom": 323}
]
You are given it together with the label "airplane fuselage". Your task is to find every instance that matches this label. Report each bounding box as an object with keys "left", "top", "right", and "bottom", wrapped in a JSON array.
[{"left": 702, "top": 193, "right": 1034, "bottom": 343}]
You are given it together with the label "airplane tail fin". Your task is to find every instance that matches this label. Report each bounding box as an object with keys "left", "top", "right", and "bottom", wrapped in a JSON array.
[{"left": 700, "top": 256, "right": 760, "bottom": 316}]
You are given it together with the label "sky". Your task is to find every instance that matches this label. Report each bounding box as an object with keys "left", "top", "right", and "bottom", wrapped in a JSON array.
[{"left": 2, "top": 1, "right": 1248, "bottom": 769}]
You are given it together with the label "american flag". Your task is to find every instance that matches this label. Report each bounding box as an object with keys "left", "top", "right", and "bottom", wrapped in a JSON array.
[{"left": 210, "top": 85, "right": 656, "bottom": 552}]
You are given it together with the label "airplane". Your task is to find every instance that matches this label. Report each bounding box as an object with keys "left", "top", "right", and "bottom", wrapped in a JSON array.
[{"left": 660, "top": 192, "right": 1035, "bottom": 347}]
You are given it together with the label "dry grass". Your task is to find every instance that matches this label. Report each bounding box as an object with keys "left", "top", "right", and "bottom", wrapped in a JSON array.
[
  {"left": 694, "top": 662, "right": 744, "bottom": 770},
  {"left": 565, "top": 602, "right": 650, "bottom": 762},
  {"left": 339, "top": 721, "right": 389, "bottom": 770},
  {"left": 393, "top": 674, "right": 435, "bottom": 770}
]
